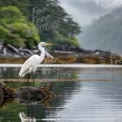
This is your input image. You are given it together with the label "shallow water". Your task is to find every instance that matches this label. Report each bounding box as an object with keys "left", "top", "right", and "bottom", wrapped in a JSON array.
[{"left": 0, "top": 64, "right": 122, "bottom": 122}]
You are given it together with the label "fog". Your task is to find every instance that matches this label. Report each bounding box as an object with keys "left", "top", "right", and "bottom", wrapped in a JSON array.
[
  {"left": 59, "top": 0, "right": 122, "bottom": 54},
  {"left": 60, "top": 0, "right": 122, "bottom": 26}
]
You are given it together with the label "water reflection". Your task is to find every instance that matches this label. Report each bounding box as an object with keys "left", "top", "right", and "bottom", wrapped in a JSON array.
[
  {"left": 0, "top": 80, "right": 81, "bottom": 121},
  {"left": 19, "top": 111, "right": 36, "bottom": 122},
  {"left": 0, "top": 66, "right": 122, "bottom": 122},
  {"left": 0, "top": 66, "right": 79, "bottom": 82}
]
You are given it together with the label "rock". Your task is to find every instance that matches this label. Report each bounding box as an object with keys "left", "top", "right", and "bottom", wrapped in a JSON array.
[
  {"left": 0, "top": 43, "right": 121, "bottom": 64},
  {"left": 0, "top": 83, "right": 55, "bottom": 107},
  {"left": 0, "top": 83, "right": 14, "bottom": 106},
  {"left": 53, "top": 42, "right": 88, "bottom": 53},
  {"left": 94, "top": 49, "right": 112, "bottom": 58}
]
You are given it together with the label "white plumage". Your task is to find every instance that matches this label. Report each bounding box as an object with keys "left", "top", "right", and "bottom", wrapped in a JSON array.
[
  {"left": 19, "top": 112, "right": 36, "bottom": 122},
  {"left": 19, "top": 42, "right": 53, "bottom": 77}
]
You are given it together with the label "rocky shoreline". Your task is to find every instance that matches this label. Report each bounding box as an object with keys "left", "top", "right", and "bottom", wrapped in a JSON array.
[
  {"left": 0, "top": 82, "right": 55, "bottom": 107},
  {"left": 0, "top": 43, "right": 121, "bottom": 64}
]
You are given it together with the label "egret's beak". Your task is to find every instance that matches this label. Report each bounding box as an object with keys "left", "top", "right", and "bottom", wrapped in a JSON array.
[{"left": 45, "top": 43, "right": 53, "bottom": 46}]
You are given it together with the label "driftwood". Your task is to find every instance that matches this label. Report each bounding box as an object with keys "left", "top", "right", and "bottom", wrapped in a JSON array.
[
  {"left": 0, "top": 83, "right": 55, "bottom": 107},
  {"left": 7, "top": 44, "right": 20, "bottom": 53},
  {"left": 3, "top": 47, "right": 7, "bottom": 55},
  {"left": 19, "top": 48, "right": 33, "bottom": 55},
  {"left": 0, "top": 43, "right": 121, "bottom": 64},
  {"left": 7, "top": 44, "right": 34, "bottom": 56},
  {"left": 0, "top": 44, "right": 34, "bottom": 57}
]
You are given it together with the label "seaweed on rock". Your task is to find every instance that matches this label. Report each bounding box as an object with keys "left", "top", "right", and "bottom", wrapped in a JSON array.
[{"left": 0, "top": 83, "right": 55, "bottom": 107}]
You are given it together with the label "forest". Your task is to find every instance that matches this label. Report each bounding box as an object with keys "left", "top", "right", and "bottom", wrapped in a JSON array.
[
  {"left": 0, "top": 0, "right": 121, "bottom": 64},
  {"left": 79, "top": 6, "right": 122, "bottom": 55},
  {"left": 0, "top": 0, "right": 81, "bottom": 49}
]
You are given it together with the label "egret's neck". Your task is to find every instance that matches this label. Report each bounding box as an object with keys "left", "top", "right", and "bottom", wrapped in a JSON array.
[{"left": 38, "top": 46, "right": 45, "bottom": 63}]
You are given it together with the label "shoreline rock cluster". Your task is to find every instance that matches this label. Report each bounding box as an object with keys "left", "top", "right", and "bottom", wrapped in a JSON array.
[
  {"left": 0, "top": 43, "right": 121, "bottom": 64},
  {"left": 0, "top": 83, "right": 55, "bottom": 107}
]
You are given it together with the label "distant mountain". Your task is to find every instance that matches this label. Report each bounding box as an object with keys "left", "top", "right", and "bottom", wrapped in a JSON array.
[{"left": 79, "top": 6, "right": 122, "bottom": 55}]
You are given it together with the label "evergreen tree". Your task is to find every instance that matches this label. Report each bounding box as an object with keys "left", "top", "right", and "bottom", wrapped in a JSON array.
[{"left": 0, "top": 0, "right": 81, "bottom": 49}]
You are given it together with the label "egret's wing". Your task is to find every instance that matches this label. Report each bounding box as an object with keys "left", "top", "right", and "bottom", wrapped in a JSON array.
[
  {"left": 19, "top": 55, "right": 39, "bottom": 77},
  {"left": 19, "top": 58, "right": 33, "bottom": 77},
  {"left": 45, "top": 50, "right": 54, "bottom": 59}
]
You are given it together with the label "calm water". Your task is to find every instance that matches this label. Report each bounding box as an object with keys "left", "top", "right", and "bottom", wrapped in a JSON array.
[{"left": 0, "top": 64, "right": 122, "bottom": 122}]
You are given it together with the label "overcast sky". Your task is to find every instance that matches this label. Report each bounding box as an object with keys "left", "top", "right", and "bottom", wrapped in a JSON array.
[{"left": 59, "top": 0, "right": 122, "bottom": 26}]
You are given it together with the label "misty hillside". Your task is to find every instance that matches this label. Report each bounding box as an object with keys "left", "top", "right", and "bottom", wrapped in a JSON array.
[{"left": 79, "top": 6, "right": 122, "bottom": 55}]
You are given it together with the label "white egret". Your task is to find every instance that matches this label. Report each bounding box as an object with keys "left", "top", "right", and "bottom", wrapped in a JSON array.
[{"left": 19, "top": 42, "right": 53, "bottom": 78}]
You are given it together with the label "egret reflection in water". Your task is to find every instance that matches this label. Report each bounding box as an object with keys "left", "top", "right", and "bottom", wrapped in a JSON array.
[
  {"left": 19, "top": 112, "right": 36, "bottom": 122},
  {"left": 0, "top": 65, "right": 122, "bottom": 121}
]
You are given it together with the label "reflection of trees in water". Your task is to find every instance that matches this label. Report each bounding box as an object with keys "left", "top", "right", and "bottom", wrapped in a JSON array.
[
  {"left": 84, "top": 77, "right": 122, "bottom": 105},
  {"left": 12, "top": 81, "right": 81, "bottom": 121},
  {"left": 0, "top": 67, "right": 79, "bottom": 80},
  {"left": 0, "top": 83, "right": 55, "bottom": 121},
  {"left": 36, "top": 67, "right": 79, "bottom": 80},
  {"left": 17, "top": 81, "right": 81, "bottom": 120},
  {"left": 0, "top": 66, "right": 81, "bottom": 121},
  {"left": 24, "top": 81, "right": 81, "bottom": 121},
  {"left": 0, "top": 67, "right": 19, "bottom": 78},
  {"left": 43, "top": 81, "right": 81, "bottom": 119}
]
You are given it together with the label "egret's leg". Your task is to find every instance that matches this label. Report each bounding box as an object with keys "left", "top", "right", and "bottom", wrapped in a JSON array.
[
  {"left": 32, "top": 104, "right": 35, "bottom": 118},
  {"left": 27, "top": 104, "right": 30, "bottom": 117},
  {"left": 26, "top": 74, "right": 30, "bottom": 86},
  {"left": 27, "top": 74, "right": 30, "bottom": 82},
  {"left": 31, "top": 72, "right": 36, "bottom": 86},
  {"left": 33, "top": 77, "right": 35, "bottom": 83},
  {"left": 32, "top": 74, "right": 35, "bottom": 86}
]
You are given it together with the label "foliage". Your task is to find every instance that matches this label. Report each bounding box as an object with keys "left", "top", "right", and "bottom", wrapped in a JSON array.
[
  {"left": 0, "top": 0, "right": 30, "bottom": 16},
  {"left": 28, "top": 0, "right": 81, "bottom": 45},
  {"left": 0, "top": 6, "right": 24, "bottom": 24},
  {"left": 0, "top": 0, "right": 81, "bottom": 50},
  {"left": 68, "top": 37, "right": 80, "bottom": 47},
  {"left": 0, "top": 26, "right": 10, "bottom": 38},
  {"left": 0, "top": 6, "right": 40, "bottom": 48}
]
